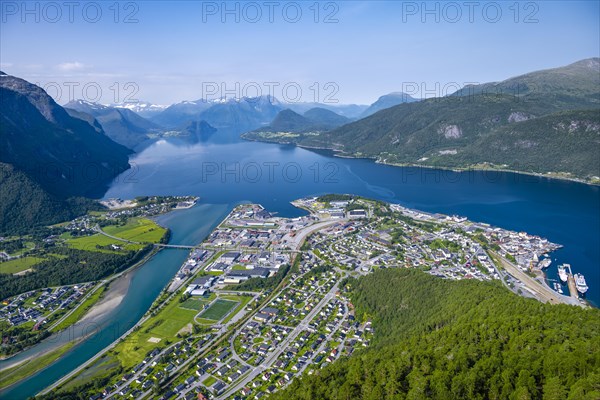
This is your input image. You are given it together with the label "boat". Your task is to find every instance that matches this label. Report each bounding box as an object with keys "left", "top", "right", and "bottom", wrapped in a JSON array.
[
  {"left": 558, "top": 264, "right": 568, "bottom": 283},
  {"left": 538, "top": 258, "right": 552, "bottom": 269},
  {"left": 553, "top": 282, "right": 563, "bottom": 294},
  {"left": 574, "top": 273, "right": 589, "bottom": 294}
]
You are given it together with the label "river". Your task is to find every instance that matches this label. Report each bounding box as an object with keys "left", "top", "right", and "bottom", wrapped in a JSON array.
[{"left": 2, "top": 131, "right": 598, "bottom": 398}]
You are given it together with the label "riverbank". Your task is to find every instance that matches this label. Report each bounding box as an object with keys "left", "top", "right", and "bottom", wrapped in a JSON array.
[
  {"left": 77, "top": 271, "right": 132, "bottom": 326},
  {"left": 0, "top": 342, "right": 76, "bottom": 391},
  {"left": 0, "top": 246, "right": 159, "bottom": 380}
]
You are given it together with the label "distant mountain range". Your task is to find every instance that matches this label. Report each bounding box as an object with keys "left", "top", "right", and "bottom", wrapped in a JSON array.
[
  {"left": 245, "top": 58, "right": 600, "bottom": 182},
  {"left": 285, "top": 102, "right": 368, "bottom": 118},
  {"left": 65, "top": 100, "right": 162, "bottom": 150},
  {"left": 359, "top": 92, "right": 419, "bottom": 118},
  {"left": 62, "top": 92, "right": 404, "bottom": 141},
  {"left": 110, "top": 101, "right": 168, "bottom": 118},
  {"left": 0, "top": 72, "right": 131, "bottom": 233},
  {"left": 148, "top": 97, "right": 370, "bottom": 132},
  {"left": 149, "top": 99, "right": 215, "bottom": 128},
  {"left": 194, "top": 95, "right": 282, "bottom": 130},
  {"left": 242, "top": 107, "right": 350, "bottom": 143},
  {"left": 177, "top": 120, "right": 217, "bottom": 143}
]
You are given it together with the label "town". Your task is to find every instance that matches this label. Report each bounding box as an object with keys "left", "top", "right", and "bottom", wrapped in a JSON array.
[
  {"left": 46, "top": 194, "right": 584, "bottom": 400},
  {"left": 0, "top": 196, "right": 197, "bottom": 362}
]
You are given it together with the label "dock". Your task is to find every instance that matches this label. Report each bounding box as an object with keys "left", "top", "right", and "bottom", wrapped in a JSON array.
[{"left": 565, "top": 264, "right": 580, "bottom": 301}]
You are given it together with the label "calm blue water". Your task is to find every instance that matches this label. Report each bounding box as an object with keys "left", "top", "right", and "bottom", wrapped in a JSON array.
[
  {"left": 105, "top": 136, "right": 599, "bottom": 305},
  {"left": 2, "top": 132, "right": 598, "bottom": 399}
]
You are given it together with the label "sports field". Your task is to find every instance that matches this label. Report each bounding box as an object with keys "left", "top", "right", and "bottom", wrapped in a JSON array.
[
  {"left": 199, "top": 299, "right": 238, "bottom": 321},
  {"left": 179, "top": 297, "right": 208, "bottom": 311}
]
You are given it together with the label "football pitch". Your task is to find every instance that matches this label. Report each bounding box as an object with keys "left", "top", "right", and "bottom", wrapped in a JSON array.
[{"left": 199, "top": 299, "right": 238, "bottom": 321}]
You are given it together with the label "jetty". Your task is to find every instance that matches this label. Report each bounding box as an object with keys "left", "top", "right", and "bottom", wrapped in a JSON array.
[{"left": 564, "top": 264, "right": 580, "bottom": 301}]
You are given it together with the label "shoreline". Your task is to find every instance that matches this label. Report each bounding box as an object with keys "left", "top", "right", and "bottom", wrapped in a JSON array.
[
  {"left": 0, "top": 246, "right": 159, "bottom": 371},
  {"left": 0, "top": 248, "right": 160, "bottom": 395},
  {"left": 0, "top": 203, "right": 186, "bottom": 375},
  {"left": 243, "top": 137, "right": 599, "bottom": 186},
  {"left": 76, "top": 270, "right": 132, "bottom": 326}
]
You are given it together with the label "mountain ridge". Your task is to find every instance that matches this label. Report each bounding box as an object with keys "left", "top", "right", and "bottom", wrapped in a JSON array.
[
  {"left": 0, "top": 73, "right": 131, "bottom": 233},
  {"left": 243, "top": 58, "right": 600, "bottom": 182},
  {"left": 65, "top": 99, "right": 162, "bottom": 150}
]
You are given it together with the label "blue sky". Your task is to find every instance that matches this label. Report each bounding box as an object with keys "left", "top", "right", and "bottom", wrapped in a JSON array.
[{"left": 1, "top": 1, "right": 598, "bottom": 105}]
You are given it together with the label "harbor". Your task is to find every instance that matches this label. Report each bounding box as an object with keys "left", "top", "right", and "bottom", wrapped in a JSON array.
[{"left": 556, "top": 263, "right": 589, "bottom": 304}]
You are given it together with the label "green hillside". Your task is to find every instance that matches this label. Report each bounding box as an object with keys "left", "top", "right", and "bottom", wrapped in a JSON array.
[
  {"left": 244, "top": 59, "right": 600, "bottom": 182},
  {"left": 0, "top": 163, "right": 100, "bottom": 235},
  {"left": 271, "top": 268, "right": 600, "bottom": 400},
  {"left": 0, "top": 73, "right": 131, "bottom": 199},
  {"left": 243, "top": 107, "right": 351, "bottom": 144}
]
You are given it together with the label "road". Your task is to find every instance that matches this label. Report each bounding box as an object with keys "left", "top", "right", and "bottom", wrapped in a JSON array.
[
  {"left": 216, "top": 277, "right": 343, "bottom": 399},
  {"left": 47, "top": 281, "right": 106, "bottom": 331},
  {"left": 490, "top": 251, "right": 581, "bottom": 307}
]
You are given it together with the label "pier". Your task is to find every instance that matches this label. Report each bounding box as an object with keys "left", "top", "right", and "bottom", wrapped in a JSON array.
[{"left": 565, "top": 264, "right": 580, "bottom": 301}]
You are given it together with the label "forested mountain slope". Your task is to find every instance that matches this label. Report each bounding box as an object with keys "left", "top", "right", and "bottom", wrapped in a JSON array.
[{"left": 271, "top": 269, "right": 600, "bottom": 400}]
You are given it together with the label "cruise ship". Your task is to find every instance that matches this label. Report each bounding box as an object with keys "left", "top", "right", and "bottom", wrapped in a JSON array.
[
  {"left": 575, "top": 273, "right": 589, "bottom": 294},
  {"left": 558, "top": 264, "right": 569, "bottom": 283},
  {"left": 538, "top": 258, "right": 552, "bottom": 269}
]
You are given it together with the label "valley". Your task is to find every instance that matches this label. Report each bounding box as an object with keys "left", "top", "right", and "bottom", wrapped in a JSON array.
[
  {"left": 2, "top": 4, "right": 599, "bottom": 399},
  {"left": 33, "top": 196, "right": 596, "bottom": 400}
]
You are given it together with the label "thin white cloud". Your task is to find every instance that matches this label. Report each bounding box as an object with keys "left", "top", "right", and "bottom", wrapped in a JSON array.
[
  {"left": 0, "top": 62, "right": 13, "bottom": 69},
  {"left": 56, "top": 61, "right": 87, "bottom": 71}
]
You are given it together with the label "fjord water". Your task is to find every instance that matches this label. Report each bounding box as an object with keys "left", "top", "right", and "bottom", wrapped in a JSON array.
[
  {"left": 3, "top": 131, "right": 598, "bottom": 399},
  {"left": 104, "top": 133, "right": 599, "bottom": 304}
]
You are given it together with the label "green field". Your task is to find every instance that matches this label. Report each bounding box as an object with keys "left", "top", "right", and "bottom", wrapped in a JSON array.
[
  {"left": 111, "top": 292, "right": 215, "bottom": 368},
  {"left": 66, "top": 234, "right": 142, "bottom": 253},
  {"left": 65, "top": 218, "right": 165, "bottom": 253},
  {"left": 0, "top": 256, "right": 45, "bottom": 274},
  {"left": 202, "top": 376, "right": 217, "bottom": 387},
  {"left": 179, "top": 297, "right": 208, "bottom": 311},
  {"left": 103, "top": 218, "right": 166, "bottom": 243},
  {"left": 199, "top": 299, "right": 238, "bottom": 321},
  {"left": 220, "top": 295, "right": 253, "bottom": 324}
]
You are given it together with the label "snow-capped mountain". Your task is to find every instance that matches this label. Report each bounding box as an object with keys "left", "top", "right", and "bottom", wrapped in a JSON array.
[
  {"left": 110, "top": 101, "right": 169, "bottom": 118},
  {"left": 151, "top": 95, "right": 283, "bottom": 130},
  {"left": 65, "top": 100, "right": 162, "bottom": 149}
]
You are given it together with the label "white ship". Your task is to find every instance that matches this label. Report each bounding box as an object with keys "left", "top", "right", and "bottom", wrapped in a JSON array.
[
  {"left": 558, "top": 264, "right": 568, "bottom": 283},
  {"left": 538, "top": 258, "right": 552, "bottom": 269},
  {"left": 574, "top": 273, "right": 589, "bottom": 294},
  {"left": 553, "top": 282, "right": 563, "bottom": 294}
]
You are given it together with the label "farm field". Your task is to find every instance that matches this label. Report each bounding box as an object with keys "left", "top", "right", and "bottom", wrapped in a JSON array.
[
  {"left": 66, "top": 234, "right": 142, "bottom": 253},
  {"left": 0, "top": 256, "right": 44, "bottom": 274},
  {"left": 103, "top": 218, "right": 166, "bottom": 243}
]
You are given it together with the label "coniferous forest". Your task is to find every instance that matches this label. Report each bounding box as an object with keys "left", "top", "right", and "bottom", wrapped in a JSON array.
[{"left": 271, "top": 269, "right": 600, "bottom": 400}]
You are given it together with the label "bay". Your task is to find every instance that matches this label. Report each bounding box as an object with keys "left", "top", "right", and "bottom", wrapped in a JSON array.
[{"left": 2, "top": 132, "right": 598, "bottom": 399}]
